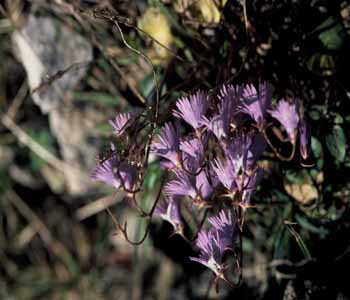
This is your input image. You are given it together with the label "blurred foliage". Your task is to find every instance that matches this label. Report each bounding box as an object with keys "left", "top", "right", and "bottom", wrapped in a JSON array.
[
  {"left": 27, "top": 128, "right": 57, "bottom": 171},
  {"left": 325, "top": 124, "right": 347, "bottom": 163}
]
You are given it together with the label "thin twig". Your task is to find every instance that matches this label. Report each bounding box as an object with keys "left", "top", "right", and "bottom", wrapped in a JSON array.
[
  {"left": 91, "top": 10, "right": 185, "bottom": 62},
  {"left": 112, "top": 18, "right": 160, "bottom": 118},
  {"left": 242, "top": 0, "right": 249, "bottom": 33},
  {"left": 263, "top": 128, "right": 296, "bottom": 161},
  {"left": 76, "top": 192, "right": 122, "bottom": 221},
  {"left": 5, "top": 189, "right": 75, "bottom": 272},
  {"left": 30, "top": 60, "right": 92, "bottom": 95},
  {"left": 7, "top": 80, "right": 28, "bottom": 119},
  {"left": 285, "top": 221, "right": 312, "bottom": 260},
  {"left": 107, "top": 174, "right": 167, "bottom": 246}
]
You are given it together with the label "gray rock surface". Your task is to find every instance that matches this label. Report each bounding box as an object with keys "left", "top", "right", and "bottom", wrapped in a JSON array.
[{"left": 12, "top": 14, "right": 101, "bottom": 195}]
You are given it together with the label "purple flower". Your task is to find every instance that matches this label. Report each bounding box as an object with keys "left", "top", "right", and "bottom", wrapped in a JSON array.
[
  {"left": 223, "top": 133, "right": 260, "bottom": 174},
  {"left": 211, "top": 158, "right": 237, "bottom": 193},
  {"left": 195, "top": 170, "right": 214, "bottom": 200},
  {"left": 200, "top": 114, "right": 227, "bottom": 140},
  {"left": 180, "top": 137, "right": 204, "bottom": 159},
  {"left": 218, "top": 84, "right": 244, "bottom": 129},
  {"left": 164, "top": 169, "right": 213, "bottom": 201},
  {"left": 173, "top": 90, "right": 208, "bottom": 130},
  {"left": 224, "top": 133, "right": 266, "bottom": 173},
  {"left": 208, "top": 210, "right": 236, "bottom": 252},
  {"left": 299, "top": 119, "right": 311, "bottom": 160},
  {"left": 201, "top": 85, "right": 241, "bottom": 139},
  {"left": 154, "top": 198, "right": 183, "bottom": 232},
  {"left": 91, "top": 156, "right": 137, "bottom": 190},
  {"left": 179, "top": 137, "right": 205, "bottom": 172},
  {"left": 151, "top": 123, "right": 180, "bottom": 167},
  {"left": 164, "top": 171, "right": 197, "bottom": 199},
  {"left": 269, "top": 99, "right": 300, "bottom": 143},
  {"left": 109, "top": 110, "right": 140, "bottom": 136},
  {"left": 240, "top": 82, "right": 274, "bottom": 129},
  {"left": 225, "top": 134, "right": 249, "bottom": 170},
  {"left": 159, "top": 160, "right": 177, "bottom": 170},
  {"left": 190, "top": 210, "right": 237, "bottom": 276},
  {"left": 190, "top": 230, "right": 224, "bottom": 276}
]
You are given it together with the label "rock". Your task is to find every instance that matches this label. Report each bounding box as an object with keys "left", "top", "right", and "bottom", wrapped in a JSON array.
[
  {"left": 12, "top": 15, "right": 92, "bottom": 114},
  {"left": 12, "top": 13, "right": 104, "bottom": 195},
  {"left": 49, "top": 106, "right": 103, "bottom": 195}
]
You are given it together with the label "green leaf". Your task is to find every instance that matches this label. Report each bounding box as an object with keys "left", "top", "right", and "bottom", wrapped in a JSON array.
[
  {"left": 333, "top": 113, "right": 344, "bottom": 124},
  {"left": 73, "top": 91, "right": 120, "bottom": 107},
  {"left": 311, "top": 137, "right": 323, "bottom": 169},
  {"left": 309, "top": 104, "right": 328, "bottom": 121},
  {"left": 317, "top": 17, "right": 345, "bottom": 50},
  {"left": 325, "top": 125, "right": 347, "bottom": 162},
  {"left": 95, "top": 124, "right": 113, "bottom": 134},
  {"left": 139, "top": 72, "right": 155, "bottom": 99},
  {"left": 309, "top": 109, "right": 321, "bottom": 121},
  {"left": 117, "top": 56, "right": 138, "bottom": 66},
  {"left": 295, "top": 214, "right": 329, "bottom": 238},
  {"left": 143, "top": 163, "right": 162, "bottom": 191},
  {"left": 285, "top": 169, "right": 309, "bottom": 184},
  {"left": 27, "top": 129, "right": 57, "bottom": 171},
  {"left": 273, "top": 204, "right": 292, "bottom": 259},
  {"left": 273, "top": 190, "right": 290, "bottom": 203},
  {"left": 184, "top": 48, "right": 194, "bottom": 62},
  {"left": 274, "top": 226, "right": 290, "bottom": 259}
]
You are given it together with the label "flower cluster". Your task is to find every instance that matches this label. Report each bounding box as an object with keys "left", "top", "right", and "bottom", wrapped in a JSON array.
[
  {"left": 91, "top": 82, "right": 311, "bottom": 285},
  {"left": 150, "top": 83, "right": 311, "bottom": 278},
  {"left": 151, "top": 83, "right": 310, "bottom": 206}
]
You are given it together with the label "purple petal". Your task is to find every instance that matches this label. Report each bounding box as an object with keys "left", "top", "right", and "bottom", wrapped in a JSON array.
[
  {"left": 91, "top": 156, "right": 120, "bottom": 188},
  {"left": 164, "top": 169, "right": 213, "bottom": 201},
  {"left": 159, "top": 160, "right": 177, "bottom": 170},
  {"left": 240, "top": 82, "right": 273, "bottom": 129},
  {"left": 211, "top": 158, "right": 237, "bottom": 192},
  {"left": 151, "top": 123, "right": 180, "bottom": 166},
  {"left": 91, "top": 156, "right": 137, "bottom": 190},
  {"left": 299, "top": 119, "right": 311, "bottom": 160},
  {"left": 180, "top": 137, "right": 204, "bottom": 158},
  {"left": 180, "top": 137, "right": 204, "bottom": 172},
  {"left": 173, "top": 90, "right": 208, "bottom": 130},
  {"left": 163, "top": 171, "right": 197, "bottom": 199},
  {"left": 269, "top": 99, "right": 300, "bottom": 142},
  {"left": 223, "top": 133, "right": 251, "bottom": 173},
  {"left": 201, "top": 85, "right": 241, "bottom": 139},
  {"left": 195, "top": 170, "right": 213, "bottom": 200},
  {"left": 154, "top": 200, "right": 167, "bottom": 216},
  {"left": 154, "top": 197, "right": 183, "bottom": 230},
  {"left": 208, "top": 210, "right": 236, "bottom": 254},
  {"left": 109, "top": 110, "right": 140, "bottom": 136},
  {"left": 218, "top": 84, "right": 242, "bottom": 118},
  {"left": 190, "top": 230, "right": 224, "bottom": 275},
  {"left": 200, "top": 114, "right": 227, "bottom": 139},
  {"left": 195, "top": 230, "right": 213, "bottom": 255}
]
